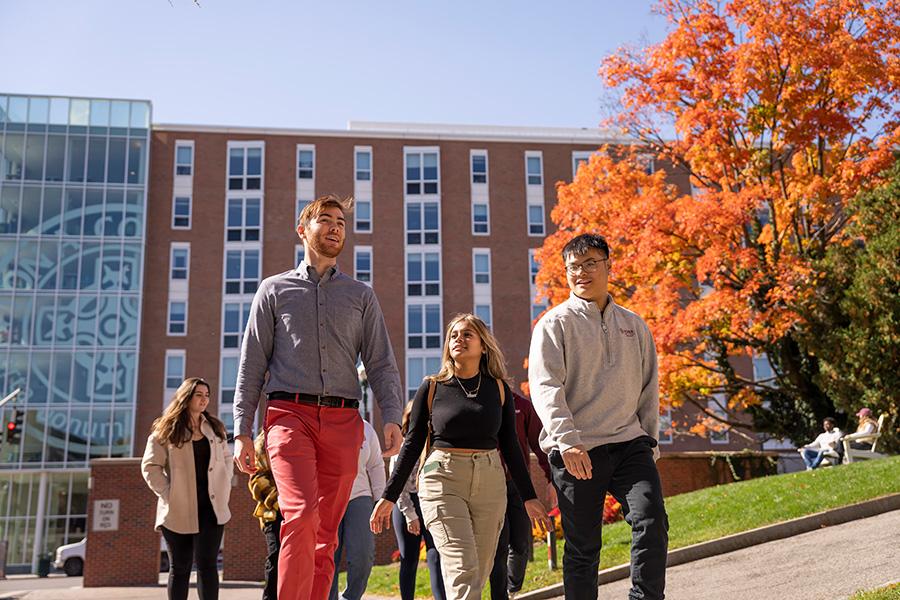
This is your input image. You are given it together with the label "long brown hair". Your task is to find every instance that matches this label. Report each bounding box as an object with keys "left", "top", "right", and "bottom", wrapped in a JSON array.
[
  {"left": 431, "top": 313, "right": 508, "bottom": 383},
  {"left": 400, "top": 400, "right": 415, "bottom": 436},
  {"left": 151, "top": 377, "right": 227, "bottom": 446}
]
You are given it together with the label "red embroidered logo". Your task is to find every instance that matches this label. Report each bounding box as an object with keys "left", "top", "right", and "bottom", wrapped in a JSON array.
[{"left": 620, "top": 328, "right": 635, "bottom": 337}]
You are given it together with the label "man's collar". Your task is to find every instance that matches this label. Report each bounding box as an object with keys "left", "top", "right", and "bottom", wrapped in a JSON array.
[
  {"left": 296, "top": 260, "right": 340, "bottom": 282},
  {"left": 568, "top": 292, "right": 615, "bottom": 317}
]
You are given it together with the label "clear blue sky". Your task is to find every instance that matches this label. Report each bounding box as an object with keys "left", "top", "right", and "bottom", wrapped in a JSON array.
[{"left": 1, "top": 1, "right": 669, "bottom": 130}]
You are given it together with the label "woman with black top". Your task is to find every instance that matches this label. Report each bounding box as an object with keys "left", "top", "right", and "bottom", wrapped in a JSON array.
[
  {"left": 142, "top": 377, "right": 233, "bottom": 600},
  {"left": 371, "top": 314, "right": 550, "bottom": 600}
]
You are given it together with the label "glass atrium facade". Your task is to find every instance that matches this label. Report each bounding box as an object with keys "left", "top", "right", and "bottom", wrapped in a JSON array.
[{"left": 0, "top": 94, "right": 149, "bottom": 570}]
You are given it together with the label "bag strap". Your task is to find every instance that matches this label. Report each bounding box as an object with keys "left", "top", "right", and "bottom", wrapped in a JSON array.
[
  {"left": 417, "top": 379, "right": 437, "bottom": 477},
  {"left": 496, "top": 378, "right": 505, "bottom": 406}
]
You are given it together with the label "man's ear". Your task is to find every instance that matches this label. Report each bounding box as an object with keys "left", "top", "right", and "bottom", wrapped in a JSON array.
[{"left": 296, "top": 223, "right": 305, "bottom": 241}]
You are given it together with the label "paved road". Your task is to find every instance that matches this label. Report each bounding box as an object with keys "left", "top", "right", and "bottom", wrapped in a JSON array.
[{"left": 584, "top": 509, "right": 900, "bottom": 600}]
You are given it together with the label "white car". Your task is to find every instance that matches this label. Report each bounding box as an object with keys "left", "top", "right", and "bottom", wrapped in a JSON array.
[{"left": 54, "top": 537, "right": 170, "bottom": 576}]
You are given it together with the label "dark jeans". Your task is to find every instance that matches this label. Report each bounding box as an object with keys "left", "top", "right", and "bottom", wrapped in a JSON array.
[
  {"left": 161, "top": 519, "right": 224, "bottom": 600},
  {"left": 330, "top": 496, "right": 376, "bottom": 600},
  {"left": 262, "top": 511, "right": 283, "bottom": 600},
  {"left": 551, "top": 436, "right": 668, "bottom": 600},
  {"left": 392, "top": 493, "right": 446, "bottom": 600},
  {"left": 489, "top": 482, "right": 531, "bottom": 600}
]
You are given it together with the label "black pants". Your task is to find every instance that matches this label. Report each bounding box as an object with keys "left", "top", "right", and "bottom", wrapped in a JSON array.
[
  {"left": 262, "top": 511, "right": 283, "bottom": 600},
  {"left": 161, "top": 517, "right": 224, "bottom": 600},
  {"left": 391, "top": 492, "right": 446, "bottom": 600},
  {"left": 551, "top": 437, "right": 668, "bottom": 600},
  {"left": 489, "top": 482, "right": 531, "bottom": 599}
]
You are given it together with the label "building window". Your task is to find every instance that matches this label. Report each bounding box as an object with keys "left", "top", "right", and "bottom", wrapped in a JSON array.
[
  {"left": 223, "top": 302, "right": 251, "bottom": 349},
  {"left": 659, "top": 407, "right": 673, "bottom": 444},
  {"left": 355, "top": 149, "right": 371, "bottom": 181},
  {"left": 226, "top": 198, "right": 261, "bottom": 242},
  {"left": 708, "top": 397, "right": 729, "bottom": 444},
  {"left": 296, "top": 244, "right": 305, "bottom": 266},
  {"left": 297, "top": 198, "right": 312, "bottom": 221},
  {"left": 474, "top": 304, "right": 492, "bottom": 329},
  {"left": 228, "top": 144, "right": 263, "bottom": 191},
  {"left": 407, "top": 252, "right": 440, "bottom": 296},
  {"left": 175, "top": 142, "right": 194, "bottom": 176},
  {"left": 297, "top": 147, "right": 315, "bottom": 180},
  {"left": 405, "top": 151, "right": 439, "bottom": 195},
  {"left": 529, "top": 249, "right": 548, "bottom": 321},
  {"left": 528, "top": 204, "right": 545, "bottom": 236},
  {"left": 526, "top": 153, "right": 543, "bottom": 185},
  {"left": 473, "top": 251, "right": 490, "bottom": 285},
  {"left": 406, "top": 201, "right": 439, "bottom": 245},
  {"left": 407, "top": 303, "right": 441, "bottom": 349},
  {"left": 170, "top": 245, "right": 189, "bottom": 281},
  {"left": 471, "top": 152, "right": 487, "bottom": 184},
  {"left": 407, "top": 355, "right": 442, "bottom": 399},
  {"left": 220, "top": 355, "right": 239, "bottom": 438},
  {"left": 168, "top": 300, "right": 187, "bottom": 335},
  {"left": 355, "top": 200, "right": 371, "bottom": 232},
  {"left": 164, "top": 350, "right": 186, "bottom": 390},
  {"left": 355, "top": 246, "right": 372, "bottom": 284},
  {"left": 572, "top": 151, "right": 592, "bottom": 178},
  {"left": 225, "top": 249, "right": 260, "bottom": 295},
  {"left": 172, "top": 196, "right": 191, "bottom": 229},
  {"left": 472, "top": 203, "right": 489, "bottom": 235}
]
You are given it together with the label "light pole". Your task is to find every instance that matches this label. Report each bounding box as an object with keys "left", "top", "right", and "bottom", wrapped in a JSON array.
[{"left": 357, "top": 364, "right": 369, "bottom": 421}]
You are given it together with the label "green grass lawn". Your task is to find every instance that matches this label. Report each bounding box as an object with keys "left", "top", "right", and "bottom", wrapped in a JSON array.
[
  {"left": 349, "top": 456, "right": 900, "bottom": 598},
  {"left": 850, "top": 582, "right": 900, "bottom": 600}
]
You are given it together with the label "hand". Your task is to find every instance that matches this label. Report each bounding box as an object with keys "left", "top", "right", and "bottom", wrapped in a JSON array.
[
  {"left": 562, "top": 446, "right": 592, "bottom": 480},
  {"left": 233, "top": 435, "right": 257, "bottom": 474},
  {"left": 546, "top": 481, "right": 558, "bottom": 509},
  {"left": 407, "top": 518, "right": 421, "bottom": 536},
  {"left": 525, "top": 499, "right": 551, "bottom": 535},
  {"left": 370, "top": 498, "right": 394, "bottom": 534},
  {"left": 382, "top": 423, "right": 402, "bottom": 457}
]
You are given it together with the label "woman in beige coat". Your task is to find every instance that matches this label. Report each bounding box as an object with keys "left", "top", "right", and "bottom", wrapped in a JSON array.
[{"left": 141, "top": 377, "right": 233, "bottom": 600}]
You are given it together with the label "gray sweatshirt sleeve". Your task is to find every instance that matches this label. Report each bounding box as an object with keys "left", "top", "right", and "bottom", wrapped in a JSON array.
[
  {"left": 636, "top": 322, "right": 660, "bottom": 460},
  {"left": 528, "top": 315, "right": 583, "bottom": 451},
  {"left": 360, "top": 288, "right": 403, "bottom": 426},
  {"left": 233, "top": 281, "right": 275, "bottom": 438}
]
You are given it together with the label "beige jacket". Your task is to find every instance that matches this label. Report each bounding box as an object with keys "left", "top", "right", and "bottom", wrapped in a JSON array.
[{"left": 141, "top": 417, "right": 234, "bottom": 534}]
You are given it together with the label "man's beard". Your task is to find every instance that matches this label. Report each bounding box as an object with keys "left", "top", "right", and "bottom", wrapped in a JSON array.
[{"left": 308, "top": 232, "right": 344, "bottom": 258}]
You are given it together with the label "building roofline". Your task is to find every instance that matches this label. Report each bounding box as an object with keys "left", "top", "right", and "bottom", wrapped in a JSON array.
[{"left": 152, "top": 120, "right": 635, "bottom": 145}]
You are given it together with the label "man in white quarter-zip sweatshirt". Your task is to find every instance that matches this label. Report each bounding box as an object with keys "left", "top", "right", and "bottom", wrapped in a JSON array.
[{"left": 529, "top": 233, "right": 668, "bottom": 600}]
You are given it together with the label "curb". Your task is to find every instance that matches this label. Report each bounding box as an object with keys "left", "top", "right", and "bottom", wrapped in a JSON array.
[{"left": 518, "top": 492, "right": 900, "bottom": 600}]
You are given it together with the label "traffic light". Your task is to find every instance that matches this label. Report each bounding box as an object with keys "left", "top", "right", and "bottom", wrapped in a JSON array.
[{"left": 5, "top": 408, "right": 22, "bottom": 444}]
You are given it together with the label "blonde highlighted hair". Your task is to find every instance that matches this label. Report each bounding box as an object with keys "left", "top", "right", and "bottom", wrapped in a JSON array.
[
  {"left": 151, "top": 377, "right": 227, "bottom": 446},
  {"left": 431, "top": 313, "right": 508, "bottom": 383},
  {"left": 296, "top": 193, "right": 354, "bottom": 229}
]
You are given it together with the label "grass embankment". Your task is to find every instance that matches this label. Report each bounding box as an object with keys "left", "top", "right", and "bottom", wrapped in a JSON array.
[
  {"left": 351, "top": 456, "right": 900, "bottom": 598},
  {"left": 850, "top": 583, "right": 900, "bottom": 599}
]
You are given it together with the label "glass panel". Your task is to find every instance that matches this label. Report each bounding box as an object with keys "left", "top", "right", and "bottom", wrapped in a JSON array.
[
  {"left": 8, "top": 97, "right": 28, "bottom": 123},
  {"left": 28, "top": 97, "right": 49, "bottom": 124},
  {"left": 96, "top": 294, "right": 120, "bottom": 345},
  {"left": 103, "top": 189, "right": 125, "bottom": 236},
  {"left": 129, "top": 102, "right": 149, "bottom": 128},
  {"left": 83, "top": 189, "right": 103, "bottom": 236},
  {"left": 228, "top": 148, "right": 243, "bottom": 176},
  {"left": 15, "top": 240, "right": 38, "bottom": 289},
  {"left": 0, "top": 186, "right": 20, "bottom": 234},
  {"left": 69, "top": 99, "right": 89, "bottom": 126},
  {"left": 114, "top": 351, "right": 137, "bottom": 402},
  {"left": 127, "top": 139, "right": 145, "bottom": 184},
  {"left": 107, "top": 138, "right": 126, "bottom": 183},
  {"left": 76, "top": 295, "right": 98, "bottom": 342},
  {"left": 408, "top": 305, "right": 422, "bottom": 334},
  {"left": 118, "top": 298, "right": 139, "bottom": 346},
  {"left": 20, "top": 186, "right": 41, "bottom": 236},
  {"left": 51, "top": 353, "right": 72, "bottom": 404},
  {"left": 29, "top": 353, "right": 52, "bottom": 404},
  {"left": 49, "top": 98, "right": 69, "bottom": 125},
  {"left": 71, "top": 354, "right": 93, "bottom": 403},
  {"left": 32, "top": 295, "right": 55, "bottom": 346},
  {"left": 37, "top": 239, "right": 59, "bottom": 289},
  {"left": 247, "top": 147, "right": 261, "bottom": 175},
  {"left": 100, "top": 242, "right": 123, "bottom": 291},
  {"left": 176, "top": 145, "right": 192, "bottom": 166},
  {"left": 2, "top": 133, "right": 24, "bottom": 180},
  {"left": 86, "top": 137, "right": 107, "bottom": 182},
  {"left": 24, "top": 134, "right": 45, "bottom": 180},
  {"left": 93, "top": 352, "right": 115, "bottom": 403},
  {"left": 110, "top": 409, "right": 131, "bottom": 457},
  {"left": 66, "top": 136, "right": 86, "bottom": 182},
  {"left": 45, "top": 135, "right": 66, "bottom": 182},
  {"left": 55, "top": 294, "right": 77, "bottom": 343},
  {"left": 110, "top": 101, "right": 130, "bottom": 128},
  {"left": 89, "top": 100, "right": 110, "bottom": 127},
  {"left": 66, "top": 407, "right": 89, "bottom": 462},
  {"left": 79, "top": 241, "right": 101, "bottom": 290}
]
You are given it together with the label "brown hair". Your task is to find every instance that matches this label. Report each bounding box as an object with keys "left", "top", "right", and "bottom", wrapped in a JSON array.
[
  {"left": 296, "top": 193, "right": 354, "bottom": 229},
  {"left": 400, "top": 400, "right": 415, "bottom": 436},
  {"left": 431, "top": 313, "right": 509, "bottom": 383},
  {"left": 151, "top": 377, "right": 227, "bottom": 446}
]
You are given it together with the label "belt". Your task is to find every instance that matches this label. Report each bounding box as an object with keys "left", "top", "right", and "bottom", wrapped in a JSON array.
[{"left": 267, "top": 392, "right": 359, "bottom": 409}]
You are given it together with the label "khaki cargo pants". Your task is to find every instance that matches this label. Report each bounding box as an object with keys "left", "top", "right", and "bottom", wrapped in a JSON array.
[{"left": 418, "top": 448, "right": 508, "bottom": 600}]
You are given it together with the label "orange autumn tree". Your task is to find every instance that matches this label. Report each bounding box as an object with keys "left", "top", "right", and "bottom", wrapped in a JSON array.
[{"left": 534, "top": 0, "right": 900, "bottom": 443}]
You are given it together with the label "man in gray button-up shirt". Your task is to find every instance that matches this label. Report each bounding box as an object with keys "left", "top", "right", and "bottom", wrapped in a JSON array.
[{"left": 232, "top": 194, "right": 403, "bottom": 600}]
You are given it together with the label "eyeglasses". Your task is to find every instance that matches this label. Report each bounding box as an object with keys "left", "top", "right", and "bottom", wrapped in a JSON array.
[{"left": 565, "top": 258, "right": 608, "bottom": 276}]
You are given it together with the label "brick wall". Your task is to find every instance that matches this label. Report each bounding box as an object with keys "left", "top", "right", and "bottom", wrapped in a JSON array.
[
  {"left": 657, "top": 451, "right": 780, "bottom": 497},
  {"left": 222, "top": 471, "right": 268, "bottom": 582},
  {"left": 84, "top": 458, "right": 160, "bottom": 587}
]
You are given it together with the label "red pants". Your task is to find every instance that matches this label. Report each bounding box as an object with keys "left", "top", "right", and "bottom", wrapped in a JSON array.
[{"left": 265, "top": 400, "right": 364, "bottom": 600}]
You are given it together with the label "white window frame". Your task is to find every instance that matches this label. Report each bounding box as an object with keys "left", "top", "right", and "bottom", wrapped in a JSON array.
[
  {"left": 169, "top": 242, "right": 190, "bottom": 291},
  {"left": 222, "top": 301, "right": 252, "bottom": 350},
  {"left": 172, "top": 195, "right": 191, "bottom": 229},
  {"left": 471, "top": 202, "right": 489, "bottom": 236},
  {"left": 404, "top": 148, "right": 440, "bottom": 196},
  {"left": 224, "top": 248, "right": 261, "bottom": 296},
  {"left": 174, "top": 140, "right": 195, "bottom": 177},
  {"left": 572, "top": 151, "right": 592, "bottom": 179},
  {"left": 473, "top": 249, "right": 491, "bottom": 286},
  {"left": 406, "top": 200, "right": 440, "bottom": 245},
  {"left": 527, "top": 202, "right": 545, "bottom": 237},
  {"left": 405, "top": 354, "right": 442, "bottom": 400},
  {"left": 355, "top": 245, "right": 373, "bottom": 285},
  {"left": 297, "top": 144, "right": 315, "bottom": 180},
  {"left": 474, "top": 304, "right": 492, "bottom": 329},
  {"left": 470, "top": 150, "right": 488, "bottom": 185},
  {"left": 525, "top": 151, "right": 543, "bottom": 186},
  {"left": 406, "top": 302, "right": 442, "bottom": 350},
  {"left": 354, "top": 198, "right": 372, "bottom": 234},
  {"left": 355, "top": 147, "right": 372, "bottom": 181},
  {"left": 406, "top": 251, "right": 441, "bottom": 297},
  {"left": 219, "top": 353, "right": 240, "bottom": 438},
  {"left": 226, "top": 197, "right": 263, "bottom": 243},
  {"left": 164, "top": 349, "right": 186, "bottom": 409},
  {"left": 226, "top": 141, "right": 265, "bottom": 192},
  {"left": 167, "top": 299, "right": 188, "bottom": 336}
]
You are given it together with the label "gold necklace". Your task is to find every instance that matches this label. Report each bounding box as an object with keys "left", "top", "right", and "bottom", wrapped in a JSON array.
[{"left": 454, "top": 372, "right": 482, "bottom": 399}]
